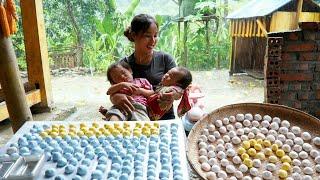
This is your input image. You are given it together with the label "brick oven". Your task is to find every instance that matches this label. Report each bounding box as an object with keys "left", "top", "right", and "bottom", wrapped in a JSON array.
[{"left": 265, "top": 22, "right": 320, "bottom": 118}]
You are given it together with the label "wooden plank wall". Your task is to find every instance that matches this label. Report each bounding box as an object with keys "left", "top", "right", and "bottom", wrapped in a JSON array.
[{"left": 232, "top": 37, "right": 266, "bottom": 73}]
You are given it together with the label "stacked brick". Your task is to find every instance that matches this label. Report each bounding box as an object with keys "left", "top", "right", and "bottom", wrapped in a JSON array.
[{"left": 265, "top": 22, "right": 320, "bottom": 118}]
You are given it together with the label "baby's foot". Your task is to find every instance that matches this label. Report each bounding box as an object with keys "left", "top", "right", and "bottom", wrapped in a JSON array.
[{"left": 99, "top": 106, "right": 108, "bottom": 118}]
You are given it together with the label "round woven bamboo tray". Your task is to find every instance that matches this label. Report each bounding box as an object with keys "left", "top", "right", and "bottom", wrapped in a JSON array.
[{"left": 187, "top": 103, "right": 320, "bottom": 179}]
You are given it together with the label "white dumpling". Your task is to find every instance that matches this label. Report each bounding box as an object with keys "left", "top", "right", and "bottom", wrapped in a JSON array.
[
  {"left": 222, "top": 118, "right": 229, "bottom": 125},
  {"left": 222, "top": 135, "right": 230, "bottom": 142},
  {"left": 236, "top": 114, "right": 245, "bottom": 121},
  {"left": 301, "top": 132, "right": 311, "bottom": 141},
  {"left": 199, "top": 155, "right": 208, "bottom": 163},
  {"left": 303, "top": 167, "right": 313, "bottom": 175},
  {"left": 220, "top": 159, "right": 229, "bottom": 167},
  {"left": 287, "top": 132, "right": 295, "bottom": 140},
  {"left": 280, "top": 120, "right": 290, "bottom": 128},
  {"left": 231, "top": 137, "right": 241, "bottom": 145},
  {"left": 310, "top": 150, "right": 319, "bottom": 158},
  {"left": 263, "top": 115, "right": 272, "bottom": 122},
  {"left": 226, "top": 165, "right": 236, "bottom": 174},
  {"left": 313, "top": 137, "right": 320, "bottom": 146},
  {"left": 298, "top": 151, "right": 308, "bottom": 159},
  {"left": 272, "top": 117, "right": 281, "bottom": 124},
  {"left": 224, "top": 143, "right": 233, "bottom": 149},
  {"left": 236, "top": 129, "right": 244, "bottom": 136},
  {"left": 229, "top": 116, "right": 236, "bottom": 123},
  {"left": 261, "top": 121, "right": 270, "bottom": 128},
  {"left": 315, "top": 164, "right": 320, "bottom": 173},
  {"left": 207, "top": 151, "right": 216, "bottom": 158},
  {"left": 277, "top": 134, "right": 286, "bottom": 143},
  {"left": 292, "top": 159, "right": 301, "bottom": 166},
  {"left": 244, "top": 113, "right": 253, "bottom": 121},
  {"left": 239, "top": 164, "right": 248, "bottom": 173},
  {"left": 252, "top": 121, "right": 259, "bottom": 127},
  {"left": 289, "top": 151, "right": 299, "bottom": 159},
  {"left": 219, "top": 126, "right": 227, "bottom": 134},
  {"left": 262, "top": 171, "right": 273, "bottom": 179},
  {"left": 217, "top": 171, "right": 227, "bottom": 179},
  {"left": 201, "top": 162, "right": 211, "bottom": 172},
  {"left": 278, "top": 127, "right": 289, "bottom": 135},
  {"left": 214, "top": 120, "right": 223, "bottom": 128},
  {"left": 208, "top": 124, "right": 215, "bottom": 132},
  {"left": 211, "top": 165, "right": 220, "bottom": 173},
  {"left": 243, "top": 120, "right": 251, "bottom": 127},
  {"left": 226, "top": 124, "right": 234, "bottom": 131},
  {"left": 302, "top": 143, "right": 312, "bottom": 152},
  {"left": 254, "top": 114, "right": 262, "bottom": 121},
  {"left": 199, "top": 148, "right": 208, "bottom": 156},
  {"left": 228, "top": 131, "right": 236, "bottom": 138},
  {"left": 207, "top": 144, "right": 215, "bottom": 151},
  {"left": 270, "top": 122, "right": 279, "bottom": 130},
  {"left": 208, "top": 135, "right": 216, "bottom": 143},
  {"left": 249, "top": 167, "right": 259, "bottom": 176},
  {"left": 232, "top": 156, "right": 242, "bottom": 164},
  {"left": 291, "top": 126, "right": 301, "bottom": 135},
  {"left": 235, "top": 171, "right": 243, "bottom": 178},
  {"left": 301, "top": 159, "right": 311, "bottom": 167},
  {"left": 206, "top": 172, "right": 217, "bottom": 180},
  {"left": 208, "top": 158, "right": 217, "bottom": 166},
  {"left": 199, "top": 142, "right": 208, "bottom": 149}
]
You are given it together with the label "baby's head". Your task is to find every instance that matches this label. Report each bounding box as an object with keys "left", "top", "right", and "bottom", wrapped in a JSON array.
[
  {"left": 161, "top": 67, "right": 192, "bottom": 89},
  {"left": 107, "top": 61, "right": 133, "bottom": 84}
]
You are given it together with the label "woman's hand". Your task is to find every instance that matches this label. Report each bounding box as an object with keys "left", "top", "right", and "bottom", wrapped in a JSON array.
[
  {"left": 110, "top": 93, "right": 135, "bottom": 115},
  {"left": 120, "top": 82, "right": 139, "bottom": 94},
  {"left": 159, "top": 91, "right": 174, "bottom": 105}
]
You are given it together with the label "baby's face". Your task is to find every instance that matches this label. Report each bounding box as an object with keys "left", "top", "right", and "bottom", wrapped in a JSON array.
[
  {"left": 110, "top": 66, "right": 133, "bottom": 84},
  {"left": 161, "top": 68, "right": 183, "bottom": 86}
]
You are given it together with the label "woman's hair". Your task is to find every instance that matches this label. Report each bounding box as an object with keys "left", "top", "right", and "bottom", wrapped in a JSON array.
[
  {"left": 107, "top": 61, "right": 131, "bottom": 84},
  {"left": 176, "top": 67, "right": 192, "bottom": 89},
  {"left": 124, "top": 14, "right": 158, "bottom": 42}
]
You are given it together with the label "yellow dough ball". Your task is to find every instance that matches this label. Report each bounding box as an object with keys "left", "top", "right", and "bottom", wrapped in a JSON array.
[
  {"left": 92, "top": 122, "right": 99, "bottom": 128},
  {"left": 103, "top": 131, "right": 111, "bottom": 136},
  {"left": 238, "top": 147, "right": 246, "bottom": 155},
  {"left": 257, "top": 139, "right": 263, "bottom": 144},
  {"left": 264, "top": 148, "right": 273, "bottom": 156},
  {"left": 276, "top": 149, "right": 285, "bottom": 157},
  {"left": 254, "top": 144, "right": 262, "bottom": 151},
  {"left": 77, "top": 131, "right": 84, "bottom": 137},
  {"left": 136, "top": 122, "right": 142, "bottom": 128},
  {"left": 123, "top": 130, "right": 131, "bottom": 137},
  {"left": 263, "top": 140, "right": 271, "bottom": 147},
  {"left": 278, "top": 169, "right": 288, "bottom": 178},
  {"left": 281, "top": 162, "right": 291, "bottom": 171},
  {"left": 249, "top": 139, "right": 257, "bottom": 146},
  {"left": 104, "top": 124, "right": 111, "bottom": 129},
  {"left": 248, "top": 148, "right": 257, "bottom": 157},
  {"left": 114, "top": 123, "right": 120, "bottom": 128},
  {"left": 255, "top": 152, "right": 266, "bottom": 160},
  {"left": 153, "top": 122, "right": 159, "bottom": 128},
  {"left": 40, "top": 132, "right": 48, "bottom": 138},
  {"left": 80, "top": 123, "right": 86, "bottom": 128},
  {"left": 242, "top": 141, "right": 251, "bottom": 149},
  {"left": 243, "top": 159, "right": 253, "bottom": 168},
  {"left": 269, "top": 155, "right": 278, "bottom": 163},
  {"left": 241, "top": 153, "right": 250, "bottom": 160},
  {"left": 123, "top": 122, "right": 130, "bottom": 128},
  {"left": 133, "top": 130, "right": 141, "bottom": 137},
  {"left": 281, "top": 156, "right": 291, "bottom": 163},
  {"left": 271, "top": 144, "right": 278, "bottom": 152},
  {"left": 52, "top": 124, "right": 59, "bottom": 129}
]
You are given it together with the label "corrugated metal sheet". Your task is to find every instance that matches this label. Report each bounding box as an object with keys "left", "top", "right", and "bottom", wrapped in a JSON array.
[{"left": 227, "top": 0, "right": 292, "bottom": 19}]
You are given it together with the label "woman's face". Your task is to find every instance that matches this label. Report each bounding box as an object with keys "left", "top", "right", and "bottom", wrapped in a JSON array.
[
  {"left": 133, "top": 22, "right": 158, "bottom": 55},
  {"left": 161, "top": 68, "right": 184, "bottom": 86},
  {"left": 110, "top": 66, "right": 133, "bottom": 84}
]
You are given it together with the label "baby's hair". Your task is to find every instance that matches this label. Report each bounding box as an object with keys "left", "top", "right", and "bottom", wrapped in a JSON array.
[
  {"left": 124, "top": 14, "right": 158, "bottom": 42},
  {"left": 107, "top": 61, "right": 131, "bottom": 84},
  {"left": 176, "top": 67, "right": 192, "bottom": 89}
]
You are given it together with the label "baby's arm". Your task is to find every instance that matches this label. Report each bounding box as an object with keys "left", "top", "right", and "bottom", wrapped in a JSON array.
[
  {"left": 107, "top": 82, "right": 138, "bottom": 95},
  {"left": 133, "top": 88, "right": 154, "bottom": 98}
]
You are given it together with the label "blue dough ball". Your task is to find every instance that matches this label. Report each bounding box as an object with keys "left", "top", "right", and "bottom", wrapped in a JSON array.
[
  {"left": 84, "top": 146, "right": 94, "bottom": 152},
  {"left": 85, "top": 151, "right": 95, "bottom": 160},
  {"left": 77, "top": 165, "right": 88, "bottom": 176},
  {"left": 98, "top": 156, "right": 108, "bottom": 165},
  {"left": 91, "top": 170, "right": 103, "bottom": 179},
  {"left": 150, "top": 135, "right": 158, "bottom": 142},
  {"left": 119, "top": 174, "right": 129, "bottom": 180},
  {"left": 63, "top": 152, "right": 73, "bottom": 161},
  {"left": 64, "top": 165, "right": 75, "bottom": 174},
  {"left": 52, "top": 152, "right": 62, "bottom": 162},
  {"left": 134, "top": 170, "right": 143, "bottom": 177},
  {"left": 74, "top": 152, "right": 83, "bottom": 161},
  {"left": 111, "top": 156, "right": 122, "bottom": 164},
  {"left": 148, "top": 158, "right": 157, "bottom": 166},
  {"left": 96, "top": 164, "right": 106, "bottom": 172},
  {"left": 107, "top": 170, "right": 119, "bottom": 178},
  {"left": 97, "top": 152, "right": 107, "bottom": 159},
  {"left": 80, "top": 140, "right": 89, "bottom": 147},
  {"left": 135, "top": 153, "right": 144, "bottom": 161},
  {"left": 149, "top": 152, "right": 158, "bottom": 160},
  {"left": 63, "top": 146, "right": 74, "bottom": 154},
  {"left": 63, "top": 135, "right": 71, "bottom": 142},
  {"left": 72, "top": 175, "right": 82, "bottom": 180},
  {"left": 111, "top": 163, "right": 121, "bottom": 171},
  {"left": 81, "top": 158, "right": 91, "bottom": 167},
  {"left": 52, "top": 147, "right": 63, "bottom": 154},
  {"left": 57, "top": 158, "right": 67, "bottom": 168},
  {"left": 69, "top": 139, "right": 79, "bottom": 147},
  {"left": 68, "top": 157, "right": 78, "bottom": 166},
  {"left": 159, "top": 169, "right": 170, "bottom": 179},
  {"left": 54, "top": 175, "right": 64, "bottom": 180},
  {"left": 162, "top": 164, "right": 170, "bottom": 171},
  {"left": 147, "top": 168, "right": 156, "bottom": 177},
  {"left": 73, "top": 146, "right": 83, "bottom": 154},
  {"left": 45, "top": 168, "right": 56, "bottom": 178},
  {"left": 171, "top": 123, "right": 178, "bottom": 129},
  {"left": 121, "top": 165, "right": 132, "bottom": 174},
  {"left": 173, "top": 164, "right": 181, "bottom": 171},
  {"left": 173, "top": 174, "right": 184, "bottom": 180},
  {"left": 172, "top": 156, "right": 180, "bottom": 164},
  {"left": 10, "top": 153, "right": 19, "bottom": 160},
  {"left": 148, "top": 142, "right": 157, "bottom": 152},
  {"left": 55, "top": 136, "right": 63, "bottom": 143}
]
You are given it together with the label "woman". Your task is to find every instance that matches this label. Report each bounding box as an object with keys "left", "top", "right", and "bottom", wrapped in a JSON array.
[{"left": 110, "top": 14, "right": 177, "bottom": 120}]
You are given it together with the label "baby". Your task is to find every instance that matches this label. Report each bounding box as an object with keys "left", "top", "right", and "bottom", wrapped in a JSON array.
[{"left": 100, "top": 62, "right": 192, "bottom": 121}]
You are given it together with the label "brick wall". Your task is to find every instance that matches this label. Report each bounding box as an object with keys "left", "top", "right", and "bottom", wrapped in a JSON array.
[{"left": 265, "top": 22, "right": 320, "bottom": 118}]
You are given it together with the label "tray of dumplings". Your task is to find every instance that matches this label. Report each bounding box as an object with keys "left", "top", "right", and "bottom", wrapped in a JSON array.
[
  {"left": 0, "top": 120, "right": 189, "bottom": 180},
  {"left": 187, "top": 103, "right": 320, "bottom": 180}
]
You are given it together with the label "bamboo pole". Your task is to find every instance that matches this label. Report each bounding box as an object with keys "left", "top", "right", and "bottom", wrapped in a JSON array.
[
  {"left": 296, "top": 0, "right": 303, "bottom": 28},
  {"left": 0, "top": 30, "right": 33, "bottom": 133}
]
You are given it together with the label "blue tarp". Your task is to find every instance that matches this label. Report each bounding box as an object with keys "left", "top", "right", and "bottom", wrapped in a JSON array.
[{"left": 227, "top": 0, "right": 292, "bottom": 19}]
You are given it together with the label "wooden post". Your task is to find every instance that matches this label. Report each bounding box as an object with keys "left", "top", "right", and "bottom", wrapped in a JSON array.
[
  {"left": 296, "top": 0, "right": 303, "bottom": 28},
  {"left": 0, "top": 32, "right": 33, "bottom": 132},
  {"left": 20, "top": 0, "right": 52, "bottom": 112},
  {"left": 183, "top": 21, "right": 188, "bottom": 67}
]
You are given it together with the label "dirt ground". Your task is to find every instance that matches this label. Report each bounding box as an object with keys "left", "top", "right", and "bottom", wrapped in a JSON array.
[{"left": 0, "top": 69, "right": 264, "bottom": 146}]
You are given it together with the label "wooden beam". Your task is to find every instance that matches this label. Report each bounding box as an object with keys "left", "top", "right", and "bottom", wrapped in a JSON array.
[
  {"left": 256, "top": 18, "right": 268, "bottom": 37},
  {"left": 20, "top": 0, "right": 52, "bottom": 112},
  {"left": 296, "top": 0, "right": 303, "bottom": 28},
  {"left": 0, "top": 89, "right": 41, "bottom": 122},
  {"left": 0, "top": 32, "right": 33, "bottom": 132}
]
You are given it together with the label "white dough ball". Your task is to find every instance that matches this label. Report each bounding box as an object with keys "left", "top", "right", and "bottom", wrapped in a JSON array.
[
  {"left": 208, "top": 135, "right": 216, "bottom": 143},
  {"left": 229, "top": 176, "right": 237, "bottom": 180},
  {"left": 301, "top": 159, "right": 311, "bottom": 167},
  {"left": 226, "top": 149, "right": 236, "bottom": 157},
  {"left": 261, "top": 121, "right": 270, "bottom": 128},
  {"left": 239, "top": 164, "right": 248, "bottom": 173},
  {"left": 251, "top": 127, "right": 260, "bottom": 135},
  {"left": 266, "top": 135, "right": 275, "bottom": 142},
  {"left": 301, "top": 132, "right": 311, "bottom": 141},
  {"left": 254, "top": 114, "right": 262, "bottom": 121},
  {"left": 208, "top": 158, "right": 217, "bottom": 166},
  {"left": 266, "top": 163, "right": 276, "bottom": 171},
  {"left": 263, "top": 115, "right": 272, "bottom": 122},
  {"left": 270, "top": 122, "right": 279, "bottom": 130},
  {"left": 248, "top": 132, "right": 255, "bottom": 139},
  {"left": 315, "top": 164, "right": 320, "bottom": 173},
  {"left": 207, "top": 144, "right": 215, "bottom": 151},
  {"left": 222, "top": 135, "right": 230, "bottom": 142},
  {"left": 277, "top": 134, "right": 286, "bottom": 142},
  {"left": 243, "top": 176, "right": 253, "bottom": 180},
  {"left": 215, "top": 144, "right": 225, "bottom": 152},
  {"left": 231, "top": 137, "right": 241, "bottom": 145},
  {"left": 272, "top": 117, "right": 281, "bottom": 124},
  {"left": 243, "top": 120, "right": 251, "bottom": 127},
  {"left": 235, "top": 171, "right": 243, "bottom": 178},
  {"left": 291, "top": 126, "right": 301, "bottom": 135},
  {"left": 249, "top": 167, "right": 259, "bottom": 176},
  {"left": 310, "top": 150, "right": 319, "bottom": 158},
  {"left": 302, "top": 175, "right": 312, "bottom": 180},
  {"left": 201, "top": 162, "right": 211, "bottom": 172},
  {"left": 199, "top": 134, "right": 208, "bottom": 142},
  {"left": 245, "top": 113, "right": 253, "bottom": 121},
  {"left": 243, "top": 127, "right": 251, "bottom": 134},
  {"left": 220, "top": 159, "right": 229, "bottom": 167},
  {"left": 226, "top": 165, "right": 236, "bottom": 174},
  {"left": 294, "top": 137, "right": 304, "bottom": 145},
  {"left": 217, "top": 171, "right": 227, "bottom": 179},
  {"left": 214, "top": 120, "right": 223, "bottom": 128},
  {"left": 225, "top": 143, "right": 233, "bottom": 149},
  {"left": 313, "top": 137, "right": 320, "bottom": 146},
  {"left": 278, "top": 127, "right": 289, "bottom": 135},
  {"left": 256, "top": 133, "right": 265, "bottom": 140},
  {"left": 252, "top": 159, "right": 261, "bottom": 168},
  {"left": 268, "top": 130, "right": 278, "bottom": 137},
  {"left": 291, "top": 173, "right": 301, "bottom": 180},
  {"left": 293, "top": 145, "right": 302, "bottom": 152},
  {"left": 289, "top": 151, "right": 299, "bottom": 159},
  {"left": 211, "top": 165, "right": 220, "bottom": 173},
  {"left": 292, "top": 159, "right": 301, "bottom": 166},
  {"left": 216, "top": 139, "right": 224, "bottom": 145},
  {"left": 226, "top": 124, "right": 234, "bottom": 131},
  {"left": 222, "top": 118, "right": 229, "bottom": 125},
  {"left": 208, "top": 151, "right": 216, "bottom": 158},
  {"left": 236, "top": 114, "right": 245, "bottom": 121},
  {"left": 281, "top": 120, "right": 290, "bottom": 128},
  {"left": 234, "top": 122, "right": 243, "bottom": 129},
  {"left": 199, "top": 155, "right": 208, "bottom": 163},
  {"left": 208, "top": 124, "right": 215, "bottom": 131},
  {"left": 275, "top": 140, "right": 283, "bottom": 147},
  {"left": 302, "top": 143, "right": 312, "bottom": 152},
  {"left": 252, "top": 121, "right": 259, "bottom": 127},
  {"left": 293, "top": 166, "right": 301, "bottom": 173},
  {"left": 236, "top": 129, "right": 244, "bottom": 136},
  {"left": 213, "top": 131, "right": 221, "bottom": 139},
  {"left": 199, "top": 148, "right": 208, "bottom": 156},
  {"left": 287, "top": 132, "right": 295, "bottom": 140},
  {"left": 315, "top": 156, "right": 320, "bottom": 164},
  {"left": 228, "top": 131, "right": 236, "bottom": 138},
  {"left": 206, "top": 172, "right": 217, "bottom": 180},
  {"left": 299, "top": 151, "right": 308, "bottom": 159},
  {"left": 202, "top": 128, "right": 210, "bottom": 136},
  {"left": 260, "top": 128, "right": 268, "bottom": 134},
  {"left": 232, "top": 156, "right": 242, "bottom": 164},
  {"left": 303, "top": 167, "right": 313, "bottom": 175},
  {"left": 282, "top": 144, "right": 291, "bottom": 153},
  {"left": 217, "top": 151, "right": 226, "bottom": 159},
  {"left": 229, "top": 116, "right": 236, "bottom": 123},
  {"left": 219, "top": 126, "right": 227, "bottom": 134},
  {"left": 262, "top": 171, "right": 273, "bottom": 179},
  {"left": 241, "top": 135, "right": 248, "bottom": 141},
  {"left": 199, "top": 142, "right": 208, "bottom": 149},
  {"left": 285, "top": 139, "right": 294, "bottom": 146}
]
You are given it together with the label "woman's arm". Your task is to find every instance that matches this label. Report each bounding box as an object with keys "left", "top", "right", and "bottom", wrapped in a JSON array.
[
  {"left": 134, "top": 88, "right": 154, "bottom": 98},
  {"left": 107, "top": 82, "right": 138, "bottom": 95},
  {"left": 110, "top": 93, "right": 135, "bottom": 114}
]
